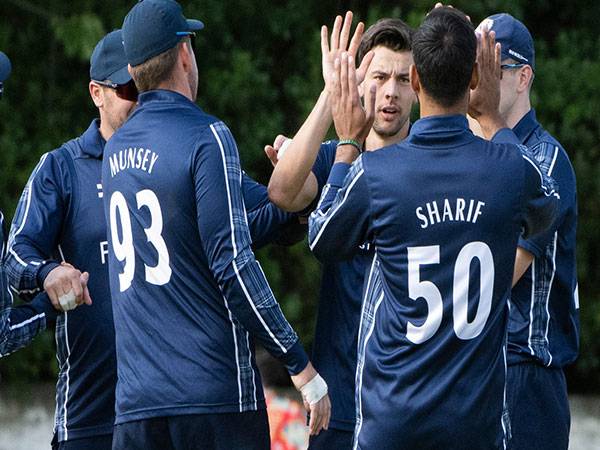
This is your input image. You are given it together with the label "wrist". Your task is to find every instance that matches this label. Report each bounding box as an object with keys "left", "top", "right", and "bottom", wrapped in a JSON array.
[
  {"left": 37, "top": 261, "right": 61, "bottom": 289},
  {"left": 335, "top": 145, "right": 360, "bottom": 164}
]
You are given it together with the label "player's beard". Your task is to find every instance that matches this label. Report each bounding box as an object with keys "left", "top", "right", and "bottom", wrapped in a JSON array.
[{"left": 372, "top": 111, "right": 409, "bottom": 138}]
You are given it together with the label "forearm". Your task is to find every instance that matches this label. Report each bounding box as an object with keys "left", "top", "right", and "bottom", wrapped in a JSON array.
[
  {"left": 0, "top": 287, "right": 50, "bottom": 357},
  {"left": 268, "top": 90, "right": 332, "bottom": 211},
  {"left": 4, "top": 241, "right": 58, "bottom": 296},
  {"left": 218, "top": 248, "right": 309, "bottom": 374}
]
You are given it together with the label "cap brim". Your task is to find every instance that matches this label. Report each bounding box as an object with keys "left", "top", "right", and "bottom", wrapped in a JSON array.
[
  {"left": 0, "top": 51, "right": 12, "bottom": 82},
  {"left": 187, "top": 19, "right": 204, "bottom": 31},
  {"left": 108, "top": 65, "right": 132, "bottom": 85}
]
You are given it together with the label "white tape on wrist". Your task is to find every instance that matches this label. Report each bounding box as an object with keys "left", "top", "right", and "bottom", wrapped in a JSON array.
[
  {"left": 58, "top": 290, "right": 78, "bottom": 311},
  {"left": 276, "top": 138, "right": 292, "bottom": 161},
  {"left": 300, "top": 374, "right": 328, "bottom": 405}
]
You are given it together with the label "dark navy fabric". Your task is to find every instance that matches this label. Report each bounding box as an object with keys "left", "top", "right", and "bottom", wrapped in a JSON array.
[
  {"left": 506, "top": 110, "right": 579, "bottom": 368},
  {"left": 308, "top": 427, "right": 353, "bottom": 450},
  {"left": 309, "top": 115, "right": 559, "bottom": 449},
  {"left": 506, "top": 362, "right": 570, "bottom": 450},
  {"left": 5, "top": 120, "right": 116, "bottom": 442},
  {"left": 53, "top": 433, "right": 112, "bottom": 450},
  {"left": 310, "top": 140, "right": 373, "bottom": 432},
  {"left": 0, "top": 211, "right": 51, "bottom": 357},
  {"left": 101, "top": 89, "right": 308, "bottom": 425},
  {"left": 112, "top": 410, "right": 269, "bottom": 450}
]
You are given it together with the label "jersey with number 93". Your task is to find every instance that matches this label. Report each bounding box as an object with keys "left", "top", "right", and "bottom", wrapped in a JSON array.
[
  {"left": 102, "top": 90, "right": 308, "bottom": 425},
  {"left": 308, "top": 116, "right": 559, "bottom": 449}
]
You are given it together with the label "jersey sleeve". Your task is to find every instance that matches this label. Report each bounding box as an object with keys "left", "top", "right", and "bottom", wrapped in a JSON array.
[
  {"left": 192, "top": 122, "right": 309, "bottom": 375},
  {"left": 241, "top": 172, "right": 304, "bottom": 249},
  {"left": 311, "top": 141, "right": 337, "bottom": 194},
  {"left": 516, "top": 141, "right": 566, "bottom": 257},
  {"left": 0, "top": 213, "right": 49, "bottom": 357},
  {"left": 308, "top": 156, "right": 372, "bottom": 262},
  {"left": 5, "top": 151, "right": 69, "bottom": 298},
  {"left": 492, "top": 128, "right": 561, "bottom": 246},
  {"left": 518, "top": 145, "right": 560, "bottom": 240}
]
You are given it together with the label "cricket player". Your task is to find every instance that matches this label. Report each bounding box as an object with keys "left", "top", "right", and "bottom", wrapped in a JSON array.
[
  {"left": 266, "top": 13, "right": 415, "bottom": 449},
  {"left": 476, "top": 14, "right": 579, "bottom": 450},
  {"left": 4, "top": 30, "right": 135, "bottom": 450},
  {"left": 309, "top": 7, "right": 559, "bottom": 449},
  {"left": 102, "top": 1, "right": 329, "bottom": 449},
  {"left": 0, "top": 51, "right": 61, "bottom": 358},
  {"left": 5, "top": 27, "right": 305, "bottom": 449}
]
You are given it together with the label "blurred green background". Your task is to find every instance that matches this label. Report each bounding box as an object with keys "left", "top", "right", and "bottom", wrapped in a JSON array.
[{"left": 0, "top": 0, "right": 598, "bottom": 392}]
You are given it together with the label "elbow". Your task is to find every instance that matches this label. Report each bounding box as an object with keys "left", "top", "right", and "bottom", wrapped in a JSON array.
[{"left": 267, "top": 181, "right": 299, "bottom": 213}]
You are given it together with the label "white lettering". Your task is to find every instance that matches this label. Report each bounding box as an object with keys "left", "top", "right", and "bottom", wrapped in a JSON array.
[
  {"left": 100, "top": 241, "right": 109, "bottom": 265},
  {"left": 109, "top": 154, "right": 119, "bottom": 177},
  {"left": 141, "top": 149, "right": 151, "bottom": 171},
  {"left": 416, "top": 207, "right": 428, "bottom": 228},
  {"left": 443, "top": 199, "right": 454, "bottom": 222},
  {"left": 456, "top": 198, "right": 466, "bottom": 221},
  {"left": 148, "top": 153, "right": 159, "bottom": 174},
  {"left": 426, "top": 201, "right": 441, "bottom": 226},
  {"left": 472, "top": 201, "right": 486, "bottom": 223}
]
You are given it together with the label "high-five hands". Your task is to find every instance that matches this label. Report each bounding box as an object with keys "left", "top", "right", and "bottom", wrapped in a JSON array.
[
  {"left": 321, "top": 11, "right": 374, "bottom": 92},
  {"left": 329, "top": 52, "right": 377, "bottom": 147},
  {"left": 469, "top": 22, "right": 507, "bottom": 138}
]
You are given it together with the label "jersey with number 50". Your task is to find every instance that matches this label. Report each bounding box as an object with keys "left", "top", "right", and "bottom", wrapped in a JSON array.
[
  {"left": 308, "top": 115, "right": 559, "bottom": 449},
  {"left": 102, "top": 90, "right": 308, "bottom": 425}
]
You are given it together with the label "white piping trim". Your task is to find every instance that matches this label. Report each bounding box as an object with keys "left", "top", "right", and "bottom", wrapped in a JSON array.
[
  {"left": 309, "top": 168, "right": 364, "bottom": 251},
  {"left": 210, "top": 123, "right": 287, "bottom": 354}
]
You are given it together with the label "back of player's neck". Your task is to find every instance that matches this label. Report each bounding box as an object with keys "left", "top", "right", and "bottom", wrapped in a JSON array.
[{"left": 419, "top": 96, "right": 467, "bottom": 120}]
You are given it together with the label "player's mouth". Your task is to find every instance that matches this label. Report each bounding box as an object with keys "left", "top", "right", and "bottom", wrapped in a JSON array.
[{"left": 379, "top": 105, "right": 399, "bottom": 121}]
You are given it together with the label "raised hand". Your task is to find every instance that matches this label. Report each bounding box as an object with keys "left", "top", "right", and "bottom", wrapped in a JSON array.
[
  {"left": 321, "top": 11, "right": 373, "bottom": 89},
  {"left": 329, "top": 52, "right": 376, "bottom": 146},
  {"left": 469, "top": 23, "right": 505, "bottom": 138}
]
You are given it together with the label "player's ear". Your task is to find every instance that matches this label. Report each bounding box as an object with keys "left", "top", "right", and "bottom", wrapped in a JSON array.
[
  {"left": 469, "top": 61, "right": 479, "bottom": 90},
  {"left": 409, "top": 64, "right": 420, "bottom": 96},
  {"left": 89, "top": 81, "right": 103, "bottom": 108},
  {"left": 517, "top": 65, "right": 533, "bottom": 93}
]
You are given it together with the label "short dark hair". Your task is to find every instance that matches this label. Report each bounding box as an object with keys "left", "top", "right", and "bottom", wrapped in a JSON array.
[
  {"left": 412, "top": 7, "right": 476, "bottom": 107},
  {"left": 357, "top": 18, "right": 413, "bottom": 65}
]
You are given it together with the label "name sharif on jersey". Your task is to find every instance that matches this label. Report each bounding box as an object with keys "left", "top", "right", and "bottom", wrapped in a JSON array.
[
  {"left": 109, "top": 147, "right": 159, "bottom": 177},
  {"left": 416, "top": 198, "right": 486, "bottom": 229}
]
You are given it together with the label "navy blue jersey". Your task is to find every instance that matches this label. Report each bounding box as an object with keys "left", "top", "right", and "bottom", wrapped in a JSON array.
[
  {"left": 101, "top": 90, "right": 308, "bottom": 425},
  {"left": 0, "top": 211, "right": 55, "bottom": 357},
  {"left": 309, "top": 115, "right": 559, "bottom": 449},
  {"left": 5, "top": 121, "right": 116, "bottom": 442},
  {"left": 508, "top": 109, "right": 579, "bottom": 368},
  {"left": 310, "top": 140, "right": 374, "bottom": 432}
]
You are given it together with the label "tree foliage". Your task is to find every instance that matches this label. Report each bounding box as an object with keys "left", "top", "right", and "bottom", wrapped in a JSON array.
[{"left": 0, "top": 0, "right": 598, "bottom": 391}]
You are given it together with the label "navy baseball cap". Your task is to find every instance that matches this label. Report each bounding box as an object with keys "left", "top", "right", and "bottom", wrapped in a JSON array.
[
  {"left": 122, "top": 0, "right": 204, "bottom": 67},
  {"left": 90, "top": 30, "right": 131, "bottom": 84},
  {"left": 478, "top": 13, "right": 535, "bottom": 70},
  {"left": 0, "top": 51, "right": 12, "bottom": 82}
]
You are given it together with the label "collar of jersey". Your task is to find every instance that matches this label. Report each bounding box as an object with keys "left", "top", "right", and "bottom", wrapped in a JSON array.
[
  {"left": 80, "top": 119, "right": 106, "bottom": 159},
  {"left": 512, "top": 109, "right": 540, "bottom": 144},
  {"left": 138, "top": 89, "right": 195, "bottom": 107},
  {"left": 407, "top": 114, "right": 474, "bottom": 148}
]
